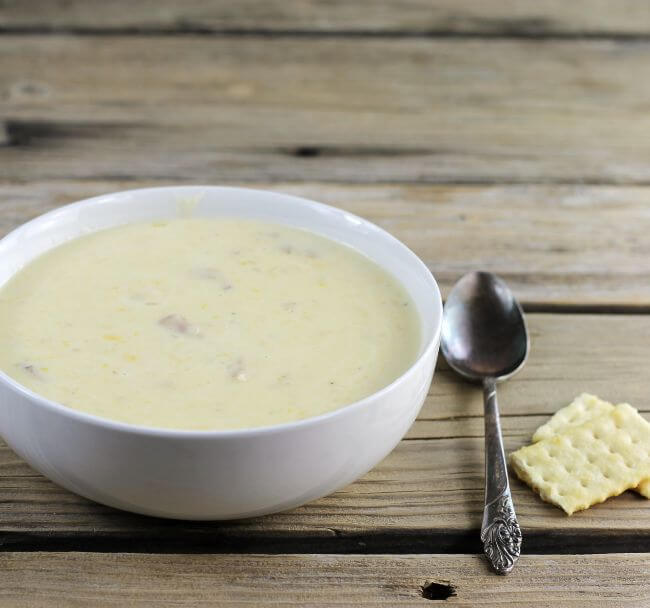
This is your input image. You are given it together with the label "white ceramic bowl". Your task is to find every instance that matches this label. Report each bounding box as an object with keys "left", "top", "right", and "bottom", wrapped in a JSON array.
[{"left": 0, "top": 186, "right": 442, "bottom": 520}]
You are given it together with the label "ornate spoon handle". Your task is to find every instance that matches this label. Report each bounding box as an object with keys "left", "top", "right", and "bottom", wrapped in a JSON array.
[{"left": 481, "top": 378, "right": 522, "bottom": 575}]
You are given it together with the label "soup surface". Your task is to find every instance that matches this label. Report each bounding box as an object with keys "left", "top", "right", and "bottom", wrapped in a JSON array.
[{"left": 0, "top": 218, "right": 420, "bottom": 430}]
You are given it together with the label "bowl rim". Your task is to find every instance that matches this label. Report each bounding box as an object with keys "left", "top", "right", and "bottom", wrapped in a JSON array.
[{"left": 0, "top": 185, "right": 442, "bottom": 439}]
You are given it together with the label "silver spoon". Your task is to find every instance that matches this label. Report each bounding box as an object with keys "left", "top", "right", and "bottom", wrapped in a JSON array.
[{"left": 441, "top": 271, "right": 528, "bottom": 575}]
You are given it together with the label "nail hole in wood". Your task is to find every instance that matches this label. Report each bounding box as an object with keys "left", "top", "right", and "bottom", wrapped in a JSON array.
[{"left": 421, "top": 581, "right": 457, "bottom": 600}]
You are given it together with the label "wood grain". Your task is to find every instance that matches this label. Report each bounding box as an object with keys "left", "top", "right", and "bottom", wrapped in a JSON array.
[
  {"left": 1, "top": 181, "right": 649, "bottom": 308},
  {"left": 3, "top": 37, "right": 650, "bottom": 184},
  {"left": 2, "top": 1, "right": 650, "bottom": 36},
  {"left": 0, "top": 552, "right": 647, "bottom": 607},
  {"left": 0, "top": 2, "right": 648, "bottom": 603},
  {"left": 0, "top": 313, "right": 647, "bottom": 552}
]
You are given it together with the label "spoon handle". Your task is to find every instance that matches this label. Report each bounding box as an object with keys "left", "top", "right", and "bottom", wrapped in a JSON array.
[{"left": 480, "top": 378, "right": 522, "bottom": 575}]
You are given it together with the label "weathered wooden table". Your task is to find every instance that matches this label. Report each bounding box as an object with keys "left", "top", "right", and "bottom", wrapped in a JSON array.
[{"left": 1, "top": 2, "right": 649, "bottom": 605}]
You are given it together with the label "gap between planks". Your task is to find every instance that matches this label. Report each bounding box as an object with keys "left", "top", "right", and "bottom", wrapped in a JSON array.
[
  {"left": 5, "top": 27, "right": 650, "bottom": 41},
  {"left": 0, "top": 529, "right": 648, "bottom": 556},
  {"left": 2, "top": 0, "right": 650, "bottom": 38}
]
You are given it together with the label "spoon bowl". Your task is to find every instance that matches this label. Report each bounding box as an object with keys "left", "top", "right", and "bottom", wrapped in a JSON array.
[{"left": 441, "top": 272, "right": 529, "bottom": 382}]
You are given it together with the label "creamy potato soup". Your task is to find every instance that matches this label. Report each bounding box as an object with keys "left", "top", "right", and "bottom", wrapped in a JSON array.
[{"left": 0, "top": 219, "right": 421, "bottom": 430}]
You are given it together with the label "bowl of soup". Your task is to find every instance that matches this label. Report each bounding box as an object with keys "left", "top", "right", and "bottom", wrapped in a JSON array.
[{"left": 0, "top": 186, "right": 442, "bottom": 519}]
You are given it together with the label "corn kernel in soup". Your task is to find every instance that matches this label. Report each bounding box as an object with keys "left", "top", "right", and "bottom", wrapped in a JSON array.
[{"left": 0, "top": 219, "right": 421, "bottom": 430}]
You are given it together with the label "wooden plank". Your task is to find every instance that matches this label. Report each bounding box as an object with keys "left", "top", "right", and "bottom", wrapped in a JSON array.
[
  {"left": 1, "top": 181, "right": 649, "bottom": 308},
  {"left": 0, "top": 313, "right": 647, "bottom": 552},
  {"left": 0, "top": 552, "right": 647, "bottom": 607},
  {"left": 2, "top": 1, "right": 650, "bottom": 36},
  {"left": 3, "top": 37, "right": 650, "bottom": 184}
]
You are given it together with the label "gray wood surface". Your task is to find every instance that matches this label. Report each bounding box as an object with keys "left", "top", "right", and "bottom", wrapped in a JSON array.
[
  {"left": 2, "top": 1, "right": 650, "bottom": 35},
  {"left": 1, "top": 181, "right": 649, "bottom": 309},
  {"left": 1, "top": 2, "right": 649, "bottom": 603},
  {"left": 3, "top": 37, "right": 650, "bottom": 185},
  {"left": 0, "top": 313, "right": 647, "bottom": 553},
  {"left": 0, "top": 552, "right": 647, "bottom": 607}
]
